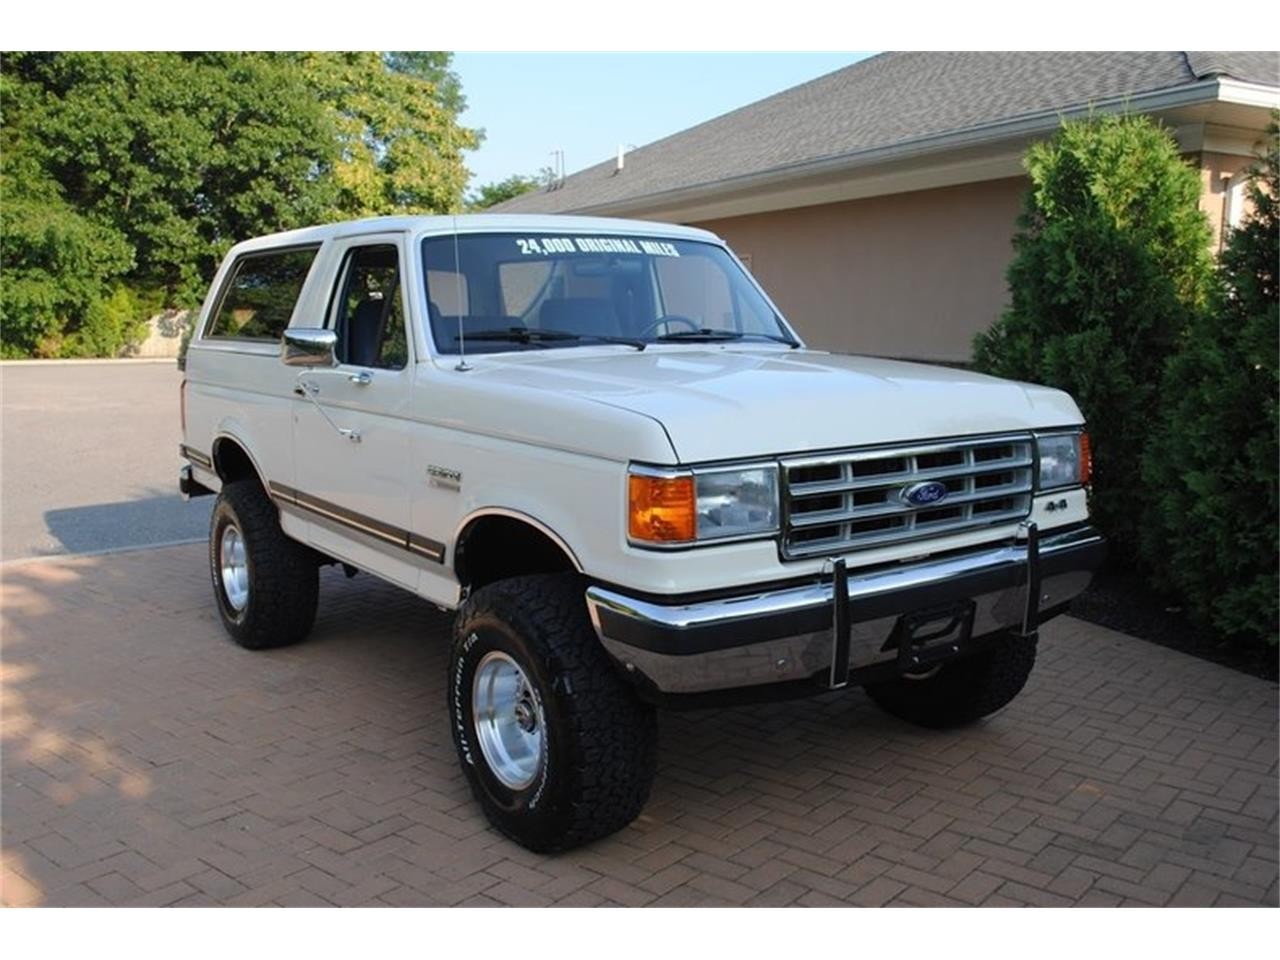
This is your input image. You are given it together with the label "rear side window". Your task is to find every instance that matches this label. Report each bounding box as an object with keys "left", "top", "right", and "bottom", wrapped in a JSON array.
[{"left": 206, "top": 246, "right": 319, "bottom": 340}]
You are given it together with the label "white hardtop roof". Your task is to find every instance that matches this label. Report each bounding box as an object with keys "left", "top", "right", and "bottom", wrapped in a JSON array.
[{"left": 228, "top": 214, "right": 722, "bottom": 256}]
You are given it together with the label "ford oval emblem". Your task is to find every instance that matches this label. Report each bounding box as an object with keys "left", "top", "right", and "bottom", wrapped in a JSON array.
[{"left": 901, "top": 480, "right": 949, "bottom": 506}]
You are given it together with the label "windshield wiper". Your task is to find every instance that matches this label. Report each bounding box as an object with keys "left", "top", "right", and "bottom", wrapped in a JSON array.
[
  {"left": 456, "top": 327, "right": 646, "bottom": 350},
  {"left": 655, "top": 328, "right": 800, "bottom": 348}
]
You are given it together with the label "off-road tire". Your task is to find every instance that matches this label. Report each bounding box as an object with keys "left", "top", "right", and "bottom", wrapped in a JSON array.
[
  {"left": 209, "top": 479, "right": 318, "bottom": 650},
  {"left": 863, "top": 632, "right": 1038, "bottom": 729},
  {"left": 449, "top": 573, "right": 658, "bottom": 852}
]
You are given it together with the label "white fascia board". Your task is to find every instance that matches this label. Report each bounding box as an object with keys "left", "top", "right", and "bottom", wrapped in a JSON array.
[{"left": 1216, "top": 79, "right": 1280, "bottom": 109}]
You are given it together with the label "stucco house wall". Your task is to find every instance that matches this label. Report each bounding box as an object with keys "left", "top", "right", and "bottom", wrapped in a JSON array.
[
  {"left": 694, "top": 177, "right": 1027, "bottom": 363},
  {"left": 1199, "top": 150, "right": 1260, "bottom": 245}
]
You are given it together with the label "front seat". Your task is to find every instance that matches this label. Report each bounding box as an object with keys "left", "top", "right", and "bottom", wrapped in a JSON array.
[{"left": 347, "top": 298, "right": 385, "bottom": 367}]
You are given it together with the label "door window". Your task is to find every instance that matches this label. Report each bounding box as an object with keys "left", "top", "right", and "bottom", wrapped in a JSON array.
[{"left": 330, "top": 245, "right": 409, "bottom": 369}]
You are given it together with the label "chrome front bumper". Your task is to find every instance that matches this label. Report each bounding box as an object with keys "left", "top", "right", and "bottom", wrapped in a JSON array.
[{"left": 585, "top": 523, "right": 1105, "bottom": 700}]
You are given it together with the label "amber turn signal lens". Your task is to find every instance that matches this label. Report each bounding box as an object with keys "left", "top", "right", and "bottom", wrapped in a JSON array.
[
  {"left": 1079, "top": 432, "right": 1093, "bottom": 486},
  {"left": 628, "top": 474, "right": 696, "bottom": 543}
]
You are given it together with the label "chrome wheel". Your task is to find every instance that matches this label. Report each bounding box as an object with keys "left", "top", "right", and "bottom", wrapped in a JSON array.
[
  {"left": 219, "top": 524, "right": 250, "bottom": 612},
  {"left": 472, "top": 651, "right": 545, "bottom": 790}
]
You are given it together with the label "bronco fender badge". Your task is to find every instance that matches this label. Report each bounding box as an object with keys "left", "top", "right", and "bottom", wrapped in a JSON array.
[{"left": 901, "top": 480, "right": 948, "bottom": 506}]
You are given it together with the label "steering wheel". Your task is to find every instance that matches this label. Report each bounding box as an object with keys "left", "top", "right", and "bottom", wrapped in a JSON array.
[{"left": 638, "top": 315, "right": 701, "bottom": 339}]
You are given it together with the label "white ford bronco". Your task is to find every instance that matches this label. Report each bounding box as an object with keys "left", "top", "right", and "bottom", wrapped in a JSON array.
[{"left": 180, "top": 214, "right": 1104, "bottom": 851}]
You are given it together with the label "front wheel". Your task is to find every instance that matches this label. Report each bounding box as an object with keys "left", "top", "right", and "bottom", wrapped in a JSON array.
[
  {"left": 863, "top": 632, "right": 1038, "bottom": 729},
  {"left": 209, "top": 479, "right": 318, "bottom": 650},
  {"left": 449, "top": 574, "right": 657, "bottom": 852}
]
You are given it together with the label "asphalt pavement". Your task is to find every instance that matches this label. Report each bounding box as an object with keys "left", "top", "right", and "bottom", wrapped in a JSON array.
[{"left": 0, "top": 361, "right": 212, "bottom": 561}]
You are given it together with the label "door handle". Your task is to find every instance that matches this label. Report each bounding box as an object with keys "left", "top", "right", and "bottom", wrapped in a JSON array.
[{"left": 348, "top": 371, "right": 373, "bottom": 385}]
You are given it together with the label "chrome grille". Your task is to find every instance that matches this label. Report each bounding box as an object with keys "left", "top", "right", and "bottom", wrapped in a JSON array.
[{"left": 781, "top": 434, "right": 1034, "bottom": 559}]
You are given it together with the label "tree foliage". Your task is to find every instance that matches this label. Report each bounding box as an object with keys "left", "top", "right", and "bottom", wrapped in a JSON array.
[
  {"left": 384, "top": 52, "right": 467, "bottom": 114},
  {"left": 0, "top": 51, "right": 477, "bottom": 357},
  {"left": 466, "top": 173, "right": 544, "bottom": 211},
  {"left": 298, "top": 52, "right": 479, "bottom": 220},
  {"left": 973, "top": 114, "right": 1214, "bottom": 551},
  {"left": 1, "top": 70, "right": 135, "bottom": 356},
  {"left": 1141, "top": 119, "right": 1279, "bottom": 644}
]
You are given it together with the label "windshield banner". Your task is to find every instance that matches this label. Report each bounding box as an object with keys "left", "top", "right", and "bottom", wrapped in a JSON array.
[{"left": 514, "top": 236, "right": 681, "bottom": 258}]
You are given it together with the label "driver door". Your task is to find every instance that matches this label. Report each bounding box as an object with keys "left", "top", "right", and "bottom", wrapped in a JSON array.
[{"left": 291, "top": 235, "right": 419, "bottom": 588}]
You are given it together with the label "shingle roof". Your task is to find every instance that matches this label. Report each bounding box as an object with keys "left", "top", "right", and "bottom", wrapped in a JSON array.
[
  {"left": 1185, "top": 50, "right": 1279, "bottom": 84},
  {"left": 497, "top": 51, "right": 1280, "bottom": 215}
]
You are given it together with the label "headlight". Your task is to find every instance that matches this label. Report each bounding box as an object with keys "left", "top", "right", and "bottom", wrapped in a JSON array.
[
  {"left": 628, "top": 465, "right": 779, "bottom": 545},
  {"left": 695, "top": 467, "right": 779, "bottom": 540},
  {"left": 1037, "top": 431, "right": 1091, "bottom": 489}
]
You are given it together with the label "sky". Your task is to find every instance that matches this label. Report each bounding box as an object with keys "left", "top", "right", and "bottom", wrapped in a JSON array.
[{"left": 453, "top": 52, "right": 873, "bottom": 193}]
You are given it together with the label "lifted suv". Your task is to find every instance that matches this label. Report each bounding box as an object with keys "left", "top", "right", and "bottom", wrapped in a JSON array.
[{"left": 180, "top": 214, "right": 1104, "bottom": 851}]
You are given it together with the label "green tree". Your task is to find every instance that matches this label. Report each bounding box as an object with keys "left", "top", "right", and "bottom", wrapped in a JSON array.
[
  {"left": 973, "top": 114, "right": 1214, "bottom": 550},
  {"left": 4, "top": 52, "right": 337, "bottom": 306},
  {"left": 0, "top": 192, "right": 136, "bottom": 358},
  {"left": 384, "top": 52, "right": 467, "bottom": 115},
  {"left": 0, "top": 64, "right": 135, "bottom": 356},
  {"left": 1141, "top": 119, "right": 1279, "bottom": 644},
  {"left": 297, "top": 52, "right": 479, "bottom": 219},
  {"left": 1, "top": 51, "right": 478, "bottom": 357},
  {"left": 466, "top": 173, "right": 543, "bottom": 211}
]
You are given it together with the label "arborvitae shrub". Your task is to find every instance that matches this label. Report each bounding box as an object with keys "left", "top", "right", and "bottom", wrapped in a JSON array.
[
  {"left": 974, "top": 115, "right": 1213, "bottom": 553},
  {"left": 1142, "top": 119, "right": 1279, "bottom": 646}
]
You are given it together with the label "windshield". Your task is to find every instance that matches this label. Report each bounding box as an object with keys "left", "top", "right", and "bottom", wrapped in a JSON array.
[{"left": 421, "top": 233, "right": 795, "bottom": 354}]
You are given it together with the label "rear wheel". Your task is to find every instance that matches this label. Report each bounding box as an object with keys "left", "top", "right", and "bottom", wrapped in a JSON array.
[
  {"left": 863, "top": 632, "right": 1038, "bottom": 729},
  {"left": 449, "top": 573, "right": 657, "bottom": 852},
  {"left": 209, "top": 479, "right": 318, "bottom": 650}
]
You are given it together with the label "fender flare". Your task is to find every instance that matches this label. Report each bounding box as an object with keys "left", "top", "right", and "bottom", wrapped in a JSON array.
[
  {"left": 211, "top": 427, "right": 273, "bottom": 493},
  {"left": 452, "top": 507, "right": 585, "bottom": 574}
]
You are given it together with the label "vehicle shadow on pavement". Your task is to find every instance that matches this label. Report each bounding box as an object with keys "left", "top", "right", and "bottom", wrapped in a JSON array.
[
  {"left": 2, "top": 544, "right": 1276, "bottom": 907},
  {"left": 40, "top": 492, "right": 212, "bottom": 557}
]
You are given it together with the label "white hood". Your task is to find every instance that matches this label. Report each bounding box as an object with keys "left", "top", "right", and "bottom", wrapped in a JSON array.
[{"left": 458, "top": 347, "right": 1083, "bottom": 463}]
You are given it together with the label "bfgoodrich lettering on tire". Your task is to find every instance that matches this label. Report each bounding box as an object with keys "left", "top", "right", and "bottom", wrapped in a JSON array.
[
  {"left": 449, "top": 573, "right": 657, "bottom": 852},
  {"left": 209, "top": 479, "right": 319, "bottom": 650}
]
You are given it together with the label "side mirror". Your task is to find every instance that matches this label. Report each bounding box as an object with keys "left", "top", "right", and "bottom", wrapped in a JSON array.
[{"left": 281, "top": 328, "right": 337, "bottom": 367}]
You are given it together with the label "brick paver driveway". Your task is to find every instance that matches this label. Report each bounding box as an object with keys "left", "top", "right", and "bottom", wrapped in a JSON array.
[{"left": 2, "top": 543, "right": 1276, "bottom": 907}]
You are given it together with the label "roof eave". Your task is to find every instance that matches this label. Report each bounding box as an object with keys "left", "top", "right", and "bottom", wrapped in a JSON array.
[{"left": 567, "top": 77, "right": 1277, "bottom": 219}]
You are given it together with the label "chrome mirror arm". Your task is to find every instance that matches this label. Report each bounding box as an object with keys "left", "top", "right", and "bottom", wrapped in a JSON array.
[{"left": 293, "top": 372, "right": 361, "bottom": 443}]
